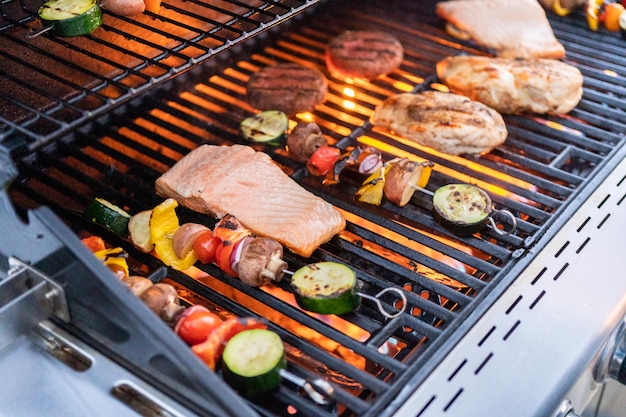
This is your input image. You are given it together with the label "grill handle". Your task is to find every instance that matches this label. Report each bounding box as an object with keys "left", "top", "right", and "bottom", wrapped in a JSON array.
[
  {"left": 608, "top": 317, "right": 626, "bottom": 384},
  {"left": 595, "top": 315, "right": 626, "bottom": 385},
  {"left": 552, "top": 399, "right": 582, "bottom": 417}
]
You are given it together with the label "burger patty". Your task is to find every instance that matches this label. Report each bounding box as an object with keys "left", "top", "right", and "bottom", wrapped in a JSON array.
[
  {"left": 325, "top": 30, "right": 404, "bottom": 79},
  {"left": 246, "top": 63, "right": 328, "bottom": 115}
]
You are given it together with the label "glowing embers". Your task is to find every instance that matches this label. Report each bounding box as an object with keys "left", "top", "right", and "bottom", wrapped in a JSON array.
[
  {"left": 533, "top": 117, "right": 583, "bottom": 137},
  {"left": 338, "top": 212, "right": 470, "bottom": 291}
]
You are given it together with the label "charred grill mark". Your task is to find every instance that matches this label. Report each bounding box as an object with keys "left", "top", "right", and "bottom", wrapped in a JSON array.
[
  {"left": 249, "top": 75, "right": 325, "bottom": 90},
  {"left": 330, "top": 47, "right": 401, "bottom": 61},
  {"left": 39, "top": 4, "right": 82, "bottom": 16}
]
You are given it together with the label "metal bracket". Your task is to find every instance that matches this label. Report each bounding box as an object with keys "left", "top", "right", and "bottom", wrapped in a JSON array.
[
  {"left": 7, "top": 258, "right": 71, "bottom": 322},
  {"left": 0, "top": 258, "right": 70, "bottom": 353}
]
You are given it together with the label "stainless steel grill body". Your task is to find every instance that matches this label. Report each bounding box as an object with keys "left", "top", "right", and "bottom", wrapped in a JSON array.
[{"left": 1, "top": 0, "right": 626, "bottom": 416}]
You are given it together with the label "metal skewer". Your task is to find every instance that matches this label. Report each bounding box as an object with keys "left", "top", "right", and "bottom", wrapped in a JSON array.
[
  {"left": 282, "top": 269, "right": 407, "bottom": 318},
  {"left": 26, "top": 25, "right": 53, "bottom": 39},
  {"left": 278, "top": 369, "right": 335, "bottom": 406}
]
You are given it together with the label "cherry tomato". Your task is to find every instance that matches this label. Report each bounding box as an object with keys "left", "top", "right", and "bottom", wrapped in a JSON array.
[
  {"left": 307, "top": 145, "right": 341, "bottom": 176},
  {"left": 192, "top": 317, "right": 267, "bottom": 370},
  {"left": 215, "top": 240, "right": 237, "bottom": 277},
  {"left": 175, "top": 308, "right": 223, "bottom": 346},
  {"left": 193, "top": 231, "right": 221, "bottom": 264},
  {"left": 604, "top": 3, "right": 625, "bottom": 31}
]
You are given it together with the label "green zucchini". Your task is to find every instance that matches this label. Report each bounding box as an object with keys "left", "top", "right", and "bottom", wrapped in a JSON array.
[
  {"left": 222, "top": 329, "right": 286, "bottom": 398},
  {"left": 291, "top": 262, "right": 361, "bottom": 315},
  {"left": 84, "top": 198, "right": 131, "bottom": 235},
  {"left": 38, "top": 0, "right": 102, "bottom": 37},
  {"left": 432, "top": 183, "right": 492, "bottom": 236},
  {"left": 240, "top": 110, "right": 289, "bottom": 146}
]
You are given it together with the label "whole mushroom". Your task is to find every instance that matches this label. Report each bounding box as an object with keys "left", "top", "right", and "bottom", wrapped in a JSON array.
[
  {"left": 287, "top": 122, "right": 327, "bottom": 163},
  {"left": 140, "top": 283, "right": 185, "bottom": 325},
  {"left": 237, "top": 237, "right": 287, "bottom": 287}
]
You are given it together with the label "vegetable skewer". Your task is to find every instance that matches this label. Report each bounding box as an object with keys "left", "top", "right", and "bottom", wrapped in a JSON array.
[{"left": 85, "top": 199, "right": 408, "bottom": 318}]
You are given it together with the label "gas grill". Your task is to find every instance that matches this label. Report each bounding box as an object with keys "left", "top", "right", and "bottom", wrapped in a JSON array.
[{"left": 1, "top": 0, "right": 626, "bottom": 416}]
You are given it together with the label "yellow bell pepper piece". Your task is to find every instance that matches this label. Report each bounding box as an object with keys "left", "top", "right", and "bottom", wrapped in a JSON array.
[
  {"left": 94, "top": 247, "right": 129, "bottom": 277},
  {"left": 150, "top": 198, "right": 198, "bottom": 271},
  {"left": 553, "top": 0, "right": 572, "bottom": 16},
  {"left": 586, "top": 0, "right": 603, "bottom": 31},
  {"left": 416, "top": 161, "right": 434, "bottom": 189},
  {"left": 356, "top": 163, "right": 393, "bottom": 205}
]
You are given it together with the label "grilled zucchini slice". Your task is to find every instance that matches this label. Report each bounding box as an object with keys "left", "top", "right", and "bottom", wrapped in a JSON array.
[
  {"left": 432, "top": 183, "right": 492, "bottom": 236},
  {"left": 38, "top": 0, "right": 102, "bottom": 37},
  {"left": 222, "top": 329, "right": 286, "bottom": 398},
  {"left": 84, "top": 198, "right": 131, "bottom": 235},
  {"left": 240, "top": 110, "right": 289, "bottom": 145},
  {"left": 291, "top": 262, "right": 361, "bottom": 315}
]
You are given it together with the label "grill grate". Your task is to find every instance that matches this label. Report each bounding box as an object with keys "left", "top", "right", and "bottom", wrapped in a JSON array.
[
  {"left": 5, "top": 0, "right": 626, "bottom": 416},
  {"left": 0, "top": 0, "right": 321, "bottom": 150}
]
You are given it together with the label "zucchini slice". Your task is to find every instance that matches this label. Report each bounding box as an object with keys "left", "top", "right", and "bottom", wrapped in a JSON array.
[
  {"left": 240, "top": 110, "right": 289, "bottom": 145},
  {"left": 38, "top": 0, "right": 102, "bottom": 37},
  {"left": 84, "top": 198, "right": 131, "bottom": 235},
  {"left": 222, "top": 329, "right": 286, "bottom": 398},
  {"left": 432, "top": 183, "right": 492, "bottom": 236},
  {"left": 291, "top": 262, "right": 361, "bottom": 315}
]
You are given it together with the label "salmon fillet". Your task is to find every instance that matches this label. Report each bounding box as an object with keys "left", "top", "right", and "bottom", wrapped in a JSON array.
[
  {"left": 155, "top": 145, "right": 345, "bottom": 257},
  {"left": 371, "top": 91, "right": 507, "bottom": 155},
  {"left": 436, "top": 0, "right": 566, "bottom": 59},
  {"left": 437, "top": 55, "right": 583, "bottom": 114}
]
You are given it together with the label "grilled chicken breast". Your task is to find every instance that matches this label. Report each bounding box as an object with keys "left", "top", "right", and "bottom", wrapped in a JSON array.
[
  {"left": 371, "top": 91, "right": 507, "bottom": 155},
  {"left": 246, "top": 63, "right": 327, "bottom": 115},
  {"left": 155, "top": 145, "right": 345, "bottom": 257},
  {"left": 437, "top": 55, "right": 583, "bottom": 114},
  {"left": 436, "top": 0, "right": 566, "bottom": 59}
]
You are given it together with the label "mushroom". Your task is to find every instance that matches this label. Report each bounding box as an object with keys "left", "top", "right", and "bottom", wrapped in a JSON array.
[
  {"left": 237, "top": 237, "right": 287, "bottom": 287},
  {"left": 140, "top": 283, "right": 184, "bottom": 325},
  {"left": 383, "top": 159, "right": 429, "bottom": 207},
  {"left": 121, "top": 275, "right": 154, "bottom": 297},
  {"left": 287, "top": 122, "right": 327, "bottom": 163}
]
